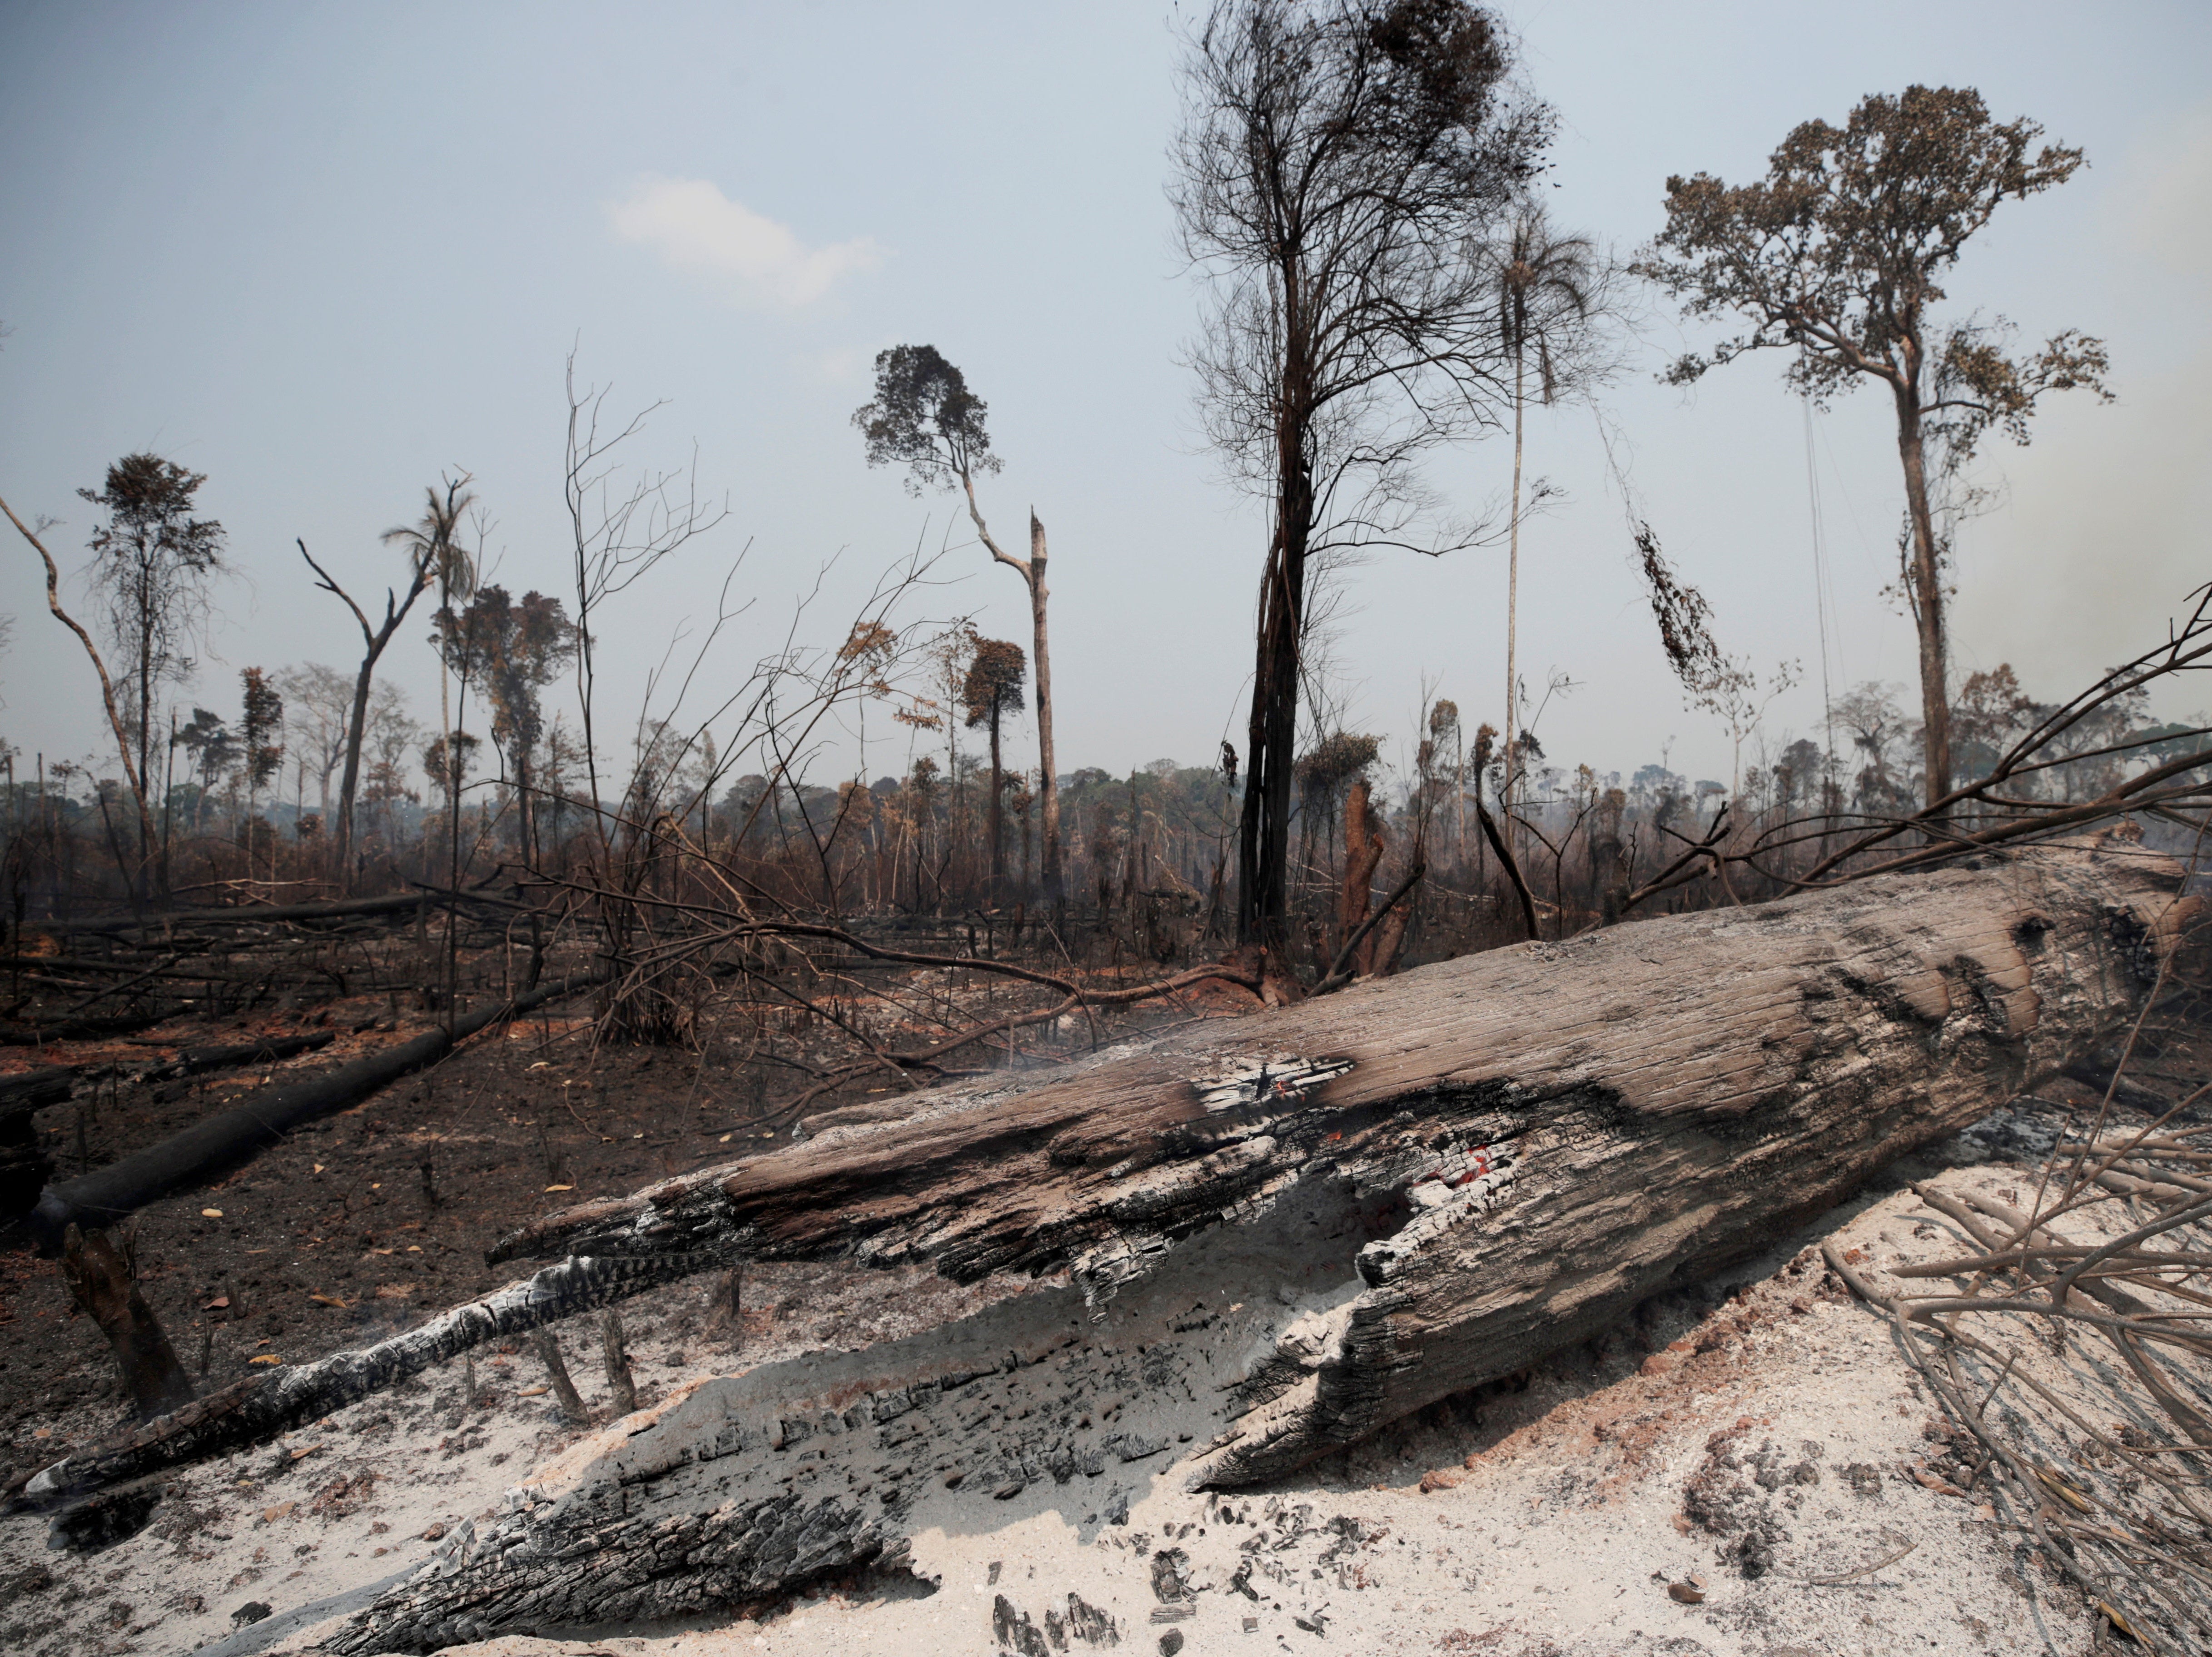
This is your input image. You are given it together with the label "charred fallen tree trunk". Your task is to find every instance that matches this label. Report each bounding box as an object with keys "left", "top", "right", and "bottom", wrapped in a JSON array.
[
  {"left": 22, "top": 969, "right": 604, "bottom": 1254},
  {"left": 135, "top": 1030, "right": 337, "bottom": 1084},
  {"left": 11, "top": 834, "right": 2196, "bottom": 1649},
  {"left": 28, "top": 883, "right": 521, "bottom": 939},
  {"left": 7, "top": 1250, "right": 697, "bottom": 1509}
]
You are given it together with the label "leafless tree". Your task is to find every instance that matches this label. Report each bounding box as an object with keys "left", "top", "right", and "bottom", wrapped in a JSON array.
[
  {"left": 3, "top": 490, "right": 168, "bottom": 897},
  {"left": 273, "top": 662, "right": 355, "bottom": 819},
  {"left": 299, "top": 474, "right": 469, "bottom": 887},
  {"left": 563, "top": 350, "right": 727, "bottom": 861}
]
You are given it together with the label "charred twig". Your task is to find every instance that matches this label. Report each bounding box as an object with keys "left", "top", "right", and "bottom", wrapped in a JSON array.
[
  {"left": 532, "top": 1329, "right": 589, "bottom": 1425},
  {"left": 1472, "top": 800, "right": 1536, "bottom": 939}
]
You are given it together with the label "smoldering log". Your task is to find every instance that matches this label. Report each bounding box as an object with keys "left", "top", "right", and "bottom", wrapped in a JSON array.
[
  {"left": 23, "top": 969, "right": 603, "bottom": 1253},
  {"left": 17, "top": 834, "right": 2198, "bottom": 1649}
]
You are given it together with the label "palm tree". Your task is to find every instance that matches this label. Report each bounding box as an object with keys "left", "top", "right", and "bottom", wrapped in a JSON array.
[
  {"left": 381, "top": 478, "right": 478, "bottom": 758},
  {"left": 1487, "top": 209, "right": 1600, "bottom": 824},
  {"left": 388, "top": 481, "right": 477, "bottom": 808},
  {"left": 382, "top": 476, "right": 477, "bottom": 1023}
]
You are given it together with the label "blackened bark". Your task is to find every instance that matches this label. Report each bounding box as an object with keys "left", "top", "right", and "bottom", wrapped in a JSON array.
[
  {"left": 1236, "top": 345, "right": 1314, "bottom": 954},
  {"left": 60, "top": 1224, "right": 194, "bottom": 1420},
  {"left": 25, "top": 969, "right": 602, "bottom": 1252}
]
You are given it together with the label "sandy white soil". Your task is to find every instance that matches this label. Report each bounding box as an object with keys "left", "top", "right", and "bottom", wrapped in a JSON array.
[{"left": 0, "top": 1108, "right": 2134, "bottom": 1657}]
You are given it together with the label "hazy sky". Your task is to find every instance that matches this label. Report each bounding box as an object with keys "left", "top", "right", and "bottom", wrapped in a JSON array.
[{"left": 2, "top": 0, "right": 2205, "bottom": 798}]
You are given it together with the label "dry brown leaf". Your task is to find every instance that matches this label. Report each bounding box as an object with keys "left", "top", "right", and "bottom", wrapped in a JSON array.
[{"left": 1667, "top": 1582, "right": 1704, "bottom": 1604}]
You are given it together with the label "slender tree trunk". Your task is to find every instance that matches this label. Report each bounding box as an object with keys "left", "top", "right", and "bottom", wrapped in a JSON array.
[
  {"left": 160, "top": 713, "right": 176, "bottom": 888},
  {"left": 1028, "top": 514, "right": 1061, "bottom": 908},
  {"left": 135, "top": 596, "right": 154, "bottom": 891},
  {"left": 986, "top": 707, "right": 1004, "bottom": 888},
  {"left": 2, "top": 494, "right": 159, "bottom": 865},
  {"left": 515, "top": 746, "right": 534, "bottom": 866},
  {"left": 1502, "top": 346, "right": 1525, "bottom": 849},
  {"left": 334, "top": 657, "right": 378, "bottom": 887},
  {"left": 1236, "top": 306, "right": 1314, "bottom": 956},
  {"left": 1894, "top": 383, "right": 1953, "bottom": 812},
  {"left": 1453, "top": 731, "right": 1466, "bottom": 875}
]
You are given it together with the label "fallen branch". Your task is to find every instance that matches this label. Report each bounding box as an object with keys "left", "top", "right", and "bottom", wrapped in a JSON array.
[
  {"left": 8, "top": 1249, "right": 703, "bottom": 1510},
  {"left": 138, "top": 1030, "right": 337, "bottom": 1085},
  {"left": 1472, "top": 799, "right": 1537, "bottom": 939},
  {"left": 1314, "top": 855, "right": 1426, "bottom": 995}
]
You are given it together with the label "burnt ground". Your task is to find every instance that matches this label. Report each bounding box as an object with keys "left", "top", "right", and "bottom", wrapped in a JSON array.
[
  {"left": 0, "top": 967, "right": 1261, "bottom": 1478},
  {"left": 0, "top": 954, "right": 2205, "bottom": 1655}
]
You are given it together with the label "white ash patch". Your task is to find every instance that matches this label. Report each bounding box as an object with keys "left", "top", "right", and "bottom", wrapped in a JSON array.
[
  {"left": 262, "top": 1148, "right": 2107, "bottom": 1656},
  {"left": 1186, "top": 1054, "right": 1353, "bottom": 1114}
]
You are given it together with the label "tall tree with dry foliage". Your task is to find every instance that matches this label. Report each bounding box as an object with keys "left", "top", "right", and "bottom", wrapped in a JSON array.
[
  {"left": 960, "top": 637, "right": 1027, "bottom": 890},
  {"left": 855, "top": 346, "right": 1063, "bottom": 904},
  {"left": 1479, "top": 208, "right": 1606, "bottom": 816},
  {"left": 1635, "top": 85, "right": 2110, "bottom": 810},
  {"left": 77, "top": 454, "right": 229, "bottom": 878},
  {"left": 431, "top": 585, "right": 579, "bottom": 860}
]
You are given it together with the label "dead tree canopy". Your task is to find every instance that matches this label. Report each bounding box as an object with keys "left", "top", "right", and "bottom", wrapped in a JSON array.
[
  {"left": 20, "top": 833, "right": 2191, "bottom": 1650},
  {"left": 1173, "top": 0, "right": 1551, "bottom": 955}
]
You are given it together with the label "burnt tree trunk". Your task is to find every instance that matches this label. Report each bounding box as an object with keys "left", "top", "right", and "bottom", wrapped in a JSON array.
[
  {"left": 1337, "top": 778, "right": 1386, "bottom": 974},
  {"left": 25, "top": 969, "right": 601, "bottom": 1251},
  {"left": 59, "top": 1225, "right": 194, "bottom": 1420},
  {"left": 15, "top": 834, "right": 2194, "bottom": 1650}
]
